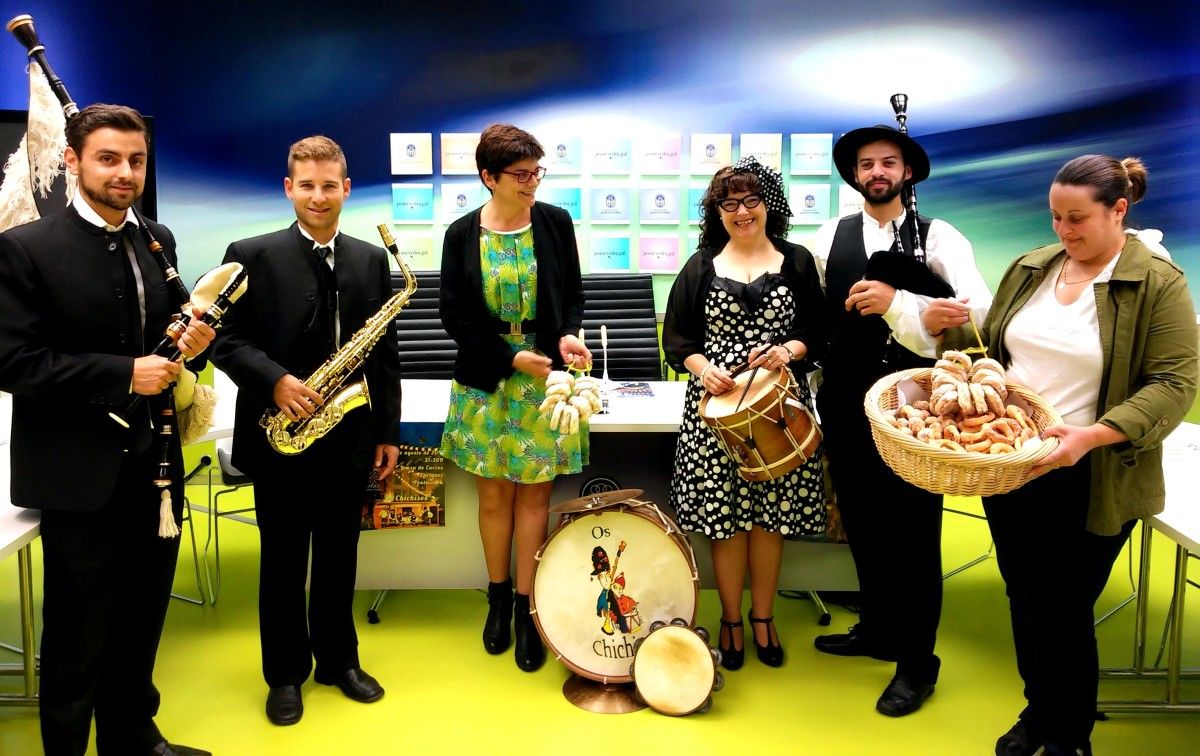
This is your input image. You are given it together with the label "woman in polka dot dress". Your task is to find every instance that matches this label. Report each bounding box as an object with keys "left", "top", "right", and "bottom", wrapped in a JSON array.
[{"left": 663, "top": 157, "right": 828, "bottom": 670}]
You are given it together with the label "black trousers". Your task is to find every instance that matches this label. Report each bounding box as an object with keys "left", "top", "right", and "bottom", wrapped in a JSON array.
[
  {"left": 985, "top": 459, "right": 1133, "bottom": 752},
  {"left": 818, "top": 386, "right": 943, "bottom": 684},
  {"left": 253, "top": 458, "right": 365, "bottom": 687},
  {"left": 38, "top": 452, "right": 180, "bottom": 756}
]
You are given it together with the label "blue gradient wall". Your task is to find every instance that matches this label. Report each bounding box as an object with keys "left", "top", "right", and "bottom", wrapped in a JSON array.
[{"left": 2, "top": 0, "right": 1197, "bottom": 301}]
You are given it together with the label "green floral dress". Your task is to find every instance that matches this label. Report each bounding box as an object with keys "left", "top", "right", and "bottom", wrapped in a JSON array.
[{"left": 440, "top": 224, "right": 589, "bottom": 483}]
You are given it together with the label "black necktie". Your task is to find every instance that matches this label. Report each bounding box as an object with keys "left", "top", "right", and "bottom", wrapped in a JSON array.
[{"left": 314, "top": 246, "right": 338, "bottom": 344}]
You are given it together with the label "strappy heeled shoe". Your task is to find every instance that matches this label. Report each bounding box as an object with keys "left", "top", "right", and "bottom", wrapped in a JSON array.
[
  {"left": 717, "top": 617, "right": 745, "bottom": 671},
  {"left": 749, "top": 614, "right": 784, "bottom": 667}
]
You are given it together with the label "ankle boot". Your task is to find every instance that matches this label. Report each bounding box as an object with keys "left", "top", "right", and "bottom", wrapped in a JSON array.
[
  {"left": 513, "top": 592, "right": 545, "bottom": 672},
  {"left": 482, "top": 578, "right": 513, "bottom": 654}
]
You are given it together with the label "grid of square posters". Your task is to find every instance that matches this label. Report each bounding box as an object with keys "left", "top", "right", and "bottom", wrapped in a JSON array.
[
  {"left": 391, "top": 183, "right": 435, "bottom": 224},
  {"left": 790, "top": 133, "right": 833, "bottom": 175},
  {"left": 639, "top": 186, "right": 680, "bottom": 225},
  {"left": 739, "top": 133, "right": 783, "bottom": 171},
  {"left": 689, "top": 133, "right": 732, "bottom": 176},
  {"left": 390, "top": 133, "right": 433, "bottom": 175},
  {"left": 589, "top": 186, "right": 632, "bottom": 224},
  {"left": 441, "top": 182, "right": 483, "bottom": 223},
  {"left": 636, "top": 134, "right": 682, "bottom": 175},
  {"left": 440, "top": 133, "right": 480, "bottom": 175},
  {"left": 590, "top": 234, "right": 631, "bottom": 271},
  {"left": 539, "top": 185, "right": 583, "bottom": 223},
  {"left": 387, "top": 230, "right": 436, "bottom": 271},
  {"left": 637, "top": 234, "right": 680, "bottom": 273},
  {"left": 540, "top": 136, "right": 583, "bottom": 175},
  {"left": 788, "top": 183, "right": 831, "bottom": 225}
]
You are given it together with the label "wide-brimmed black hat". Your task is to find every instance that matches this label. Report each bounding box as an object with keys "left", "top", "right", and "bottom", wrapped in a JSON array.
[{"left": 832, "top": 125, "right": 930, "bottom": 187}]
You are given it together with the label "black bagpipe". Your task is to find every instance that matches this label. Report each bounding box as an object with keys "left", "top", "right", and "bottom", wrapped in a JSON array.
[
  {"left": 8, "top": 14, "right": 248, "bottom": 536},
  {"left": 861, "top": 94, "right": 954, "bottom": 300}
]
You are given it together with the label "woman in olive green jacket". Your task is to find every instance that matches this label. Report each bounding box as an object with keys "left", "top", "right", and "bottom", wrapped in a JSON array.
[{"left": 941, "top": 155, "right": 1196, "bottom": 756}]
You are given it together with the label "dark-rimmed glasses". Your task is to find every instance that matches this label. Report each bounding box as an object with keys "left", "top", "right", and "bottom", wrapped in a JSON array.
[
  {"left": 501, "top": 166, "right": 548, "bottom": 183},
  {"left": 717, "top": 194, "right": 762, "bottom": 212}
]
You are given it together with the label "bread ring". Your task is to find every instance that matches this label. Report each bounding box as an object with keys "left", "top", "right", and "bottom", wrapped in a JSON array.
[
  {"left": 943, "top": 424, "right": 961, "bottom": 443},
  {"left": 932, "top": 371, "right": 963, "bottom": 389},
  {"left": 988, "top": 442, "right": 1016, "bottom": 454},
  {"left": 934, "top": 361, "right": 969, "bottom": 381},
  {"left": 981, "top": 384, "right": 1006, "bottom": 417},
  {"left": 969, "top": 384, "right": 988, "bottom": 415},
  {"left": 887, "top": 415, "right": 906, "bottom": 429},
  {"left": 899, "top": 405, "right": 929, "bottom": 421},
  {"left": 1005, "top": 404, "right": 1034, "bottom": 432},
  {"left": 932, "top": 439, "right": 966, "bottom": 452},
  {"left": 926, "top": 419, "right": 943, "bottom": 439},
  {"left": 961, "top": 412, "right": 996, "bottom": 429},
  {"left": 969, "top": 358, "right": 1004, "bottom": 377},
  {"left": 959, "top": 430, "right": 986, "bottom": 445},
  {"left": 912, "top": 400, "right": 931, "bottom": 413},
  {"left": 956, "top": 384, "right": 974, "bottom": 415},
  {"left": 897, "top": 425, "right": 914, "bottom": 436},
  {"left": 941, "top": 350, "right": 972, "bottom": 370},
  {"left": 916, "top": 427, "right": 937, "bottom": 443},
  {"left": 984, "top": 420, "right": 1015, "bottom": 444},
  {"left": 965, "top": 438, "right": 993, "bottom": 453},
  {"left": 907, "top": 417, "right": 926, "bottom": 433}
]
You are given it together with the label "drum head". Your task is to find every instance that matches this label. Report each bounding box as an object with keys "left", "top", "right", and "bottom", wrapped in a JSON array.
[
  {"left": 532, "top": 505, "right": 698, "bottom": 683},
  {"left": 550, "top": 488, "right": 645, "bottom": 514},
  {"left": 702, "top": 367, "right": 783, "bottom": 419},
  {"left": 633, "top": 625, "right": 715, "bottom": 716}
]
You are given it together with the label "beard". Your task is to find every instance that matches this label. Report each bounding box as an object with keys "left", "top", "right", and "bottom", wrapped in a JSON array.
[
  {"left": 81, "top": 179, "right": 140, "bottom": 214},
  {"left": 859, "top": 178, "right": 903, "bottom": 206}
]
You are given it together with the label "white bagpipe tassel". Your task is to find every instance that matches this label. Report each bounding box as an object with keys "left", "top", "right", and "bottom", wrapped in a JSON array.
[{"left": 157, "top": 489, "right": 180, "bottom": 539}]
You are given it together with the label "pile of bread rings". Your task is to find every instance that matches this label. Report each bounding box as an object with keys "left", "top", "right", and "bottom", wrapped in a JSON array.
[
  {"left": 539, "top": 371, "right": 602, "bottom": 435},
  {"left": 884, "top": 350, "right": 1039, "bottom": 455}
]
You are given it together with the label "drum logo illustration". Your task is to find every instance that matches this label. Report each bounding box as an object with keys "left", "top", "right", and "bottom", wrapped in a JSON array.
[{"left": 591, "top": 542, "right": 642, "bottom": 638}]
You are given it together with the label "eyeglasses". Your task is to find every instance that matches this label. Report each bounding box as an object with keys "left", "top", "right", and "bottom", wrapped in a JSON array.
[
  {"left": 500, "top": 166, "right": 547, "bottom": 183},
  {"left": 717, "top": 194, "right": 763, "bottom": 212}
]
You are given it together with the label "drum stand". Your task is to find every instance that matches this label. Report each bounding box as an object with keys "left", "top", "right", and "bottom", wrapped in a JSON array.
[{"left": 562, "top": 674, "right": 645, "bottom": 714}]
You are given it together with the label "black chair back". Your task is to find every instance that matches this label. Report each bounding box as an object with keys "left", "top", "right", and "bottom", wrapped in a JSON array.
[
  {"left": 392, "top": 270, "right": 456, "bottom": 379},
  {"left": 581, "top": 273, "right": 661, "bottom": 381}
]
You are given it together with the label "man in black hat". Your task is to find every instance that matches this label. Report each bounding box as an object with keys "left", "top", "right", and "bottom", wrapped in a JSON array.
[{"left": 809, "top": 125, "right": 991, "bottom": 716}]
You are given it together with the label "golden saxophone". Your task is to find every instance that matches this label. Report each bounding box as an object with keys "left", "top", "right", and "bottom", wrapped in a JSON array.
[{"left": 261, "top": 224, "right": 416, "bottom": 454}]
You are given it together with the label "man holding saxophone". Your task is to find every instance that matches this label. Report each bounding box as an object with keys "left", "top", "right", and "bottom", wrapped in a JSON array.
[{"left": 211, "top": 136, "right": 401, "bottom": 726}]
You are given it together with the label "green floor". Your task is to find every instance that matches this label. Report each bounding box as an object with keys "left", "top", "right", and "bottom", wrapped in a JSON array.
[{"left": 1, "top": 491, "right": 1198, "bottom": 755}]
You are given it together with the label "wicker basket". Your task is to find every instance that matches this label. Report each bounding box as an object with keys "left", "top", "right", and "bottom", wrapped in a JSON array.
[{"left": 864, "top": 367, "right": 1063, "bottom": 496}]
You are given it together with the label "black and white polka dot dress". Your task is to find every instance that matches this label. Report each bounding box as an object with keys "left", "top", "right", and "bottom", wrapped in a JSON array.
[{"left": 669, "top": 274, "right": 826, "bottom": 540}]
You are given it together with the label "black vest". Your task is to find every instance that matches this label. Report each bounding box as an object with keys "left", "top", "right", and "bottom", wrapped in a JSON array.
[{"left": 823, "top": 213, "right": 943, "bottom": 395}]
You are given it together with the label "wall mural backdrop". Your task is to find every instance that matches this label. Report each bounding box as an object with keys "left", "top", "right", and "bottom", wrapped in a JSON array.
[{"left": 2, "top": 0, "right": 1197, "bottom": 309}]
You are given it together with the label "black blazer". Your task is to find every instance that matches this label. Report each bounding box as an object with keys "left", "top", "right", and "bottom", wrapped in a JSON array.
[
  {"left": 440, "top": 202, "right": 585, "bottom": 392},
  {"left": 0, "top": 207, "right": 194, "bottom": 511},
  {"left": 662, "top": 238, "right": 828, "bottom": 373},
  {"left": 211, "top": 223, "right": 402, "bottom": 476}
]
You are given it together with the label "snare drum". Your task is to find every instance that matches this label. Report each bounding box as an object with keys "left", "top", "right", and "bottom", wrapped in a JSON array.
[
  {"left": 631, "top": 619, "right": 722, "bottom": 716},
  {"left": 532, "top": 499, "right": 699, "bottom": 684},
  {"left": 699, "top": 366, "right": 821, "bottom": 482}
]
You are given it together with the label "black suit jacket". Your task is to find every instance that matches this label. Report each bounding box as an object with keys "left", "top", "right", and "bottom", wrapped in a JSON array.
[
  {"left": 439, "top": 202, "right": 585, "bottom": 392},
  {"left": 211, "top": 223, "right": 401, "bottom": 476},
  {"left": 0, "top": 206, "right": 192, "bottom": 511}
]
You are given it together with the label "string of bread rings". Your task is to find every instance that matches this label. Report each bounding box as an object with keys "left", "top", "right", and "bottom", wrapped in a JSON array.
[
  {"left": 885, "top": 350, "right": 1039, "bottom": 455},
  {"left": 538, "top": 371, "right": 602, "bottom": 435}
]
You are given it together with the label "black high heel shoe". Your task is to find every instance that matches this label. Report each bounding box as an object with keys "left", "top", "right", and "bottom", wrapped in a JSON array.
[
  {"left": 717, "top": 617, "right": 745, "bottom": 671},
  {"left": 749, "top": 614, "right": 784, "bottom": 667}
]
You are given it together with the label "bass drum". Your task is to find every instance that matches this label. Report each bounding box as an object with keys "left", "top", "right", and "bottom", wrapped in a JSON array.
[{"left": 531, "top": 498, "right": 698, "bottom": 684}]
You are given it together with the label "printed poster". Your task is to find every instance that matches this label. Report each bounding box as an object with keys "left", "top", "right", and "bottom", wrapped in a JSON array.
[
  {"left": 440, "top": 133, "right": 480, "bottom": 175},
  {"left": 838, "top": 183, "right": 865, "bottom": 217},
  {"left": 638, "top": 187, "right": 680, "bottom": 225},
  {"left": 637, "top": 235, "right": 680, "bottom": 273},
  {"left": 391, "top": 183, "right": 434, "bottom": 224},
  {"left": 541, "top": 136, "right": 583, "bottom": 175},
  {"left": 788, "top": 183, "right": 831, "bottom": 225},
  {"left": 636, "top": 133, "right": 682, "bottom": 174},
  {"left": 687, "top": 185, "right": 706, "bottom": 225},
  {"left": 385, "top": 231, "right": 436, "bottom": 271},
  {"left": 389, "top": 133, "right": 433, "bottom": 175},
  {"left": 790, "top": 133, "right": 833, "bottom": 175},
  {"left": 739, "top": 133, "right": 783, "bottom": 171},
  {"left": 589, "top": 187, "right": 632, "bottom": 224},
  {"left": 588, "top": 136, "right": 633, "bottom": 175},
  {"left": 590, "top": 234, "right": 631, "bottom": 272},
  {"left": 539, "top": 185, "right": 583, "bottom": 222},
  {"left": 689, "top": 133, "right": 732, "bottom": 175},
  {"left": 361, "top": 422, "right": 446, "bottom": 531},
  {"left": 441, "top": 182, "right": 484, "bottom": 222}
]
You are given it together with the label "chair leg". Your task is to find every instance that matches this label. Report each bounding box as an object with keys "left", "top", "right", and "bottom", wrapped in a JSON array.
[
  {"left": 367, "top": 590, "right": 388, "bottom": 623},
  {"left": 170, "top": 497, "right": 206, "bottom": 605},
  {"left": 942, "top": 505, "right": 993, "bottom": 579}
]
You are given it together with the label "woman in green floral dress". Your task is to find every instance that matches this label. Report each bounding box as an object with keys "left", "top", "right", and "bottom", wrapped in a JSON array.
[{"left": 439, "top": 124, "right": 590, "bottom": 671}]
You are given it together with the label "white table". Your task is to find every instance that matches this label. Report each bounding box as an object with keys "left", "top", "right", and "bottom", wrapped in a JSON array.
[
  {"left": 0, "top": 442, "right": 40, "bottom": 706},
  {"left": 1100, "top": 422, "right": 1200, "bottom": 712}
]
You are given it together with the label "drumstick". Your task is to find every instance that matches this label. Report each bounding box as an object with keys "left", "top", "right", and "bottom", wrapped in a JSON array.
[
  {"left": 601, "top": 324, "right": 609, "bottom": 384},
  {"left": 734, "top": 335, "right": 781, "bottom": 411}
]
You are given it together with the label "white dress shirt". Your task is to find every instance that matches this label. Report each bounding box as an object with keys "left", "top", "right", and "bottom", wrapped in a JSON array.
[{"left": 811, "top": 209, "right": 992, "bottom": 358}]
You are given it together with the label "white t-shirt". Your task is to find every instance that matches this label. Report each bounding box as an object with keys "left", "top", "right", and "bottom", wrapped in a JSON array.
[
  {"left": 1004, "top": 253, "right": 1122, "bottom": 427},
  {"left": 811, "top": 209, "right": 992, "bottom": 358}
]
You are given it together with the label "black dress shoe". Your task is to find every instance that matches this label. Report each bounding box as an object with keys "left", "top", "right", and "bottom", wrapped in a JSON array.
[
  {"left": 315, "top": 667, "right": 384, "bottom": 703},
  {"left": 814, "top": 624, "right": 899, "bottom": 661},
  {"left": 875, "top": 674, "right": 934, "bottom": 717},
  {"left": 150, "top": 743, "right": 212, "bottom": 756},
  {"left": 483, "top": 578, "right": 514, "bottom": 654},
  {"left": 749, "top": 614, "right": 784, "bottom": 667},
  {"left": 717, "top": 617, "right": 744, "bottom": 671},
  {"left": 265, "top": 685, "right": 303, "bottom": 725},
  {"left": 513, "top": 592, "right": 545, "bottom": 672},
  {"left": 996, "top": 719, "right": 1042, "bottom": 756}
]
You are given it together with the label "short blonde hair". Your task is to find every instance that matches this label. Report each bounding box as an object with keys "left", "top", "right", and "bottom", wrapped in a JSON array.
[{"left": 287, "top": 135, "right": 347, "bottom": 178}]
